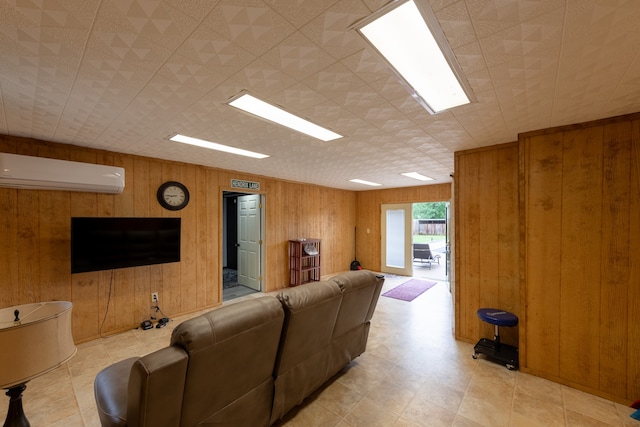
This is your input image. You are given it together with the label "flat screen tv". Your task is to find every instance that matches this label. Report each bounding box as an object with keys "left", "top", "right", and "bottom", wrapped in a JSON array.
[{"left": 71, "top": 217, "right": 181, "bottom": 274}]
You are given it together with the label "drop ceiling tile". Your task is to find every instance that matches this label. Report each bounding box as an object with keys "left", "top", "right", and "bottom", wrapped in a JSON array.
[
  {"left": 451, "top": 41, "right": 488, "bottom": 81},
  {"left": 551, "top": 1, "right": 640, "bottom": 123},
  {"left": 260, "top": 31, "right": 336, "bottom": 82},
  {"left": 405, "top": 134, "right": 443, "bottom": 151},
  {"left": 419, "top": 113, "right": 473, "bottom": 146},
  {"left": 89, "top": 29, "right": 175, "bottom": 66},
  {"left": 462, "top": 67, "right": 493, "bottom": 97},
  {"left": 340, "top": 48, "right": 392, "bottom": 85},
  {"left": 265, "top": 0, "right": 336, "bottom": 28},
  {"left": 161, "top": 0, "right": 219, "bottom": 21},
  {"left": 175, "top": 25, "right": 255, "bottom": 70},
  {"left": 133, "top": 75, "right": 207, "bottom": 112},
  {"left": 118, "top": 0, "right": 197, "bottom": 37},
  {"left": 155, "top": 53, "right": 231, "bottom": 92},
  {"left": 434, "top": 0, "right": 477, "bottom": 49},
  {"left": 225, "top": 58, "right": 299, "bottom": 97},
  {"left": 466, "top": 0, "right": 565, "bottom": 39},
  {"left": 201, "top": 0, "right": 296, "bottom": 56},
  {"left": 479, "top": 12, "right": 564, "bottom": 69},
  {"left": 299, "top": 0, "right": 371, "bottom": 60},
  {"left": 428, "top": 0, "right": 461, "bottom": 12},
  {"left": 368, "top": 74, "right": 414, "bottom": 105},
  {"left": 302, "top": 62, "right": 368, "bottom": 102},
  {"left": 295, "top": 100, "right": 349, "bottom": 134},
  {"left": 5, "top": 0, "right": 99, "bottom": 30},
  {"left": 331, "top": 112, "right": 371, "bottom": 137},
  {"left": 275, "top": 83, "right": 331, "bottom": 112},
  {"left": 361, "top": 0, "right": 390, "bottom": 14}
]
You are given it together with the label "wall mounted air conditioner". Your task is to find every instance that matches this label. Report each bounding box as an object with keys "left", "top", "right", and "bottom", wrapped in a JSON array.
[{"left": 0, "top": 153, "right": 125, "bottom": 194}]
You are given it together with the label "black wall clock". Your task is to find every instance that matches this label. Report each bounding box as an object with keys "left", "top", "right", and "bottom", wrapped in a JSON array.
[{"left": 157, "top": 181, "right": 189, "bottom": 210}]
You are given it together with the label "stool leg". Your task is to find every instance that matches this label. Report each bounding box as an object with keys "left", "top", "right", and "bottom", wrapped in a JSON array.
[{"left": 493, "top": 325, "right": 500, "bottom": 346}]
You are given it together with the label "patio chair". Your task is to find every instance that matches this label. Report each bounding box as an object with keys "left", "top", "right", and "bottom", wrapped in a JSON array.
[{"left": 412, "top": 243, "right": 441, "bottom": 269}]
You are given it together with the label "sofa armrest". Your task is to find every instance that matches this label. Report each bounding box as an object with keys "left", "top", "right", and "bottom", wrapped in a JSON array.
[
  {"left": 95, "top": 357, "right": 139, "bottom": 427},
  {"left": 126, "top": 346, "right": 188, "bottom": 427}
]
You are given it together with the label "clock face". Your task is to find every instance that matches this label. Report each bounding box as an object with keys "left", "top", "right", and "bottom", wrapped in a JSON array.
[
  {"left": 163, "top": 185, "right": 185, "bottom": 206},
  {"left": 157, "top": 181, "right": 189, "bottom": 210}
]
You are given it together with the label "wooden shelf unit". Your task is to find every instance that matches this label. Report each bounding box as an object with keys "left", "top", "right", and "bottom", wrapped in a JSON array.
[{"left": 289, "top": 239, "right": 321, "bottom": 286}]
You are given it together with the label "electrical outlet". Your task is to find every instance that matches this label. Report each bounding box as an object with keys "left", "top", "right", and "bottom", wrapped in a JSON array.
[{"left": 151, "top": 292, "right": 159, "bottom": 303}]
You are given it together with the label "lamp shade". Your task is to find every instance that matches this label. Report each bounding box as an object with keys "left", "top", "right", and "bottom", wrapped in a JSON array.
[{"left": 0, "top": 301, "right": 76, "bottom": 389}]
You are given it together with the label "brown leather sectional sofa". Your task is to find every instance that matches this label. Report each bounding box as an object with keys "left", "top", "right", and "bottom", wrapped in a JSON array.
[{"left": 94, "top": 270, "right": 384, "bottom": 426}]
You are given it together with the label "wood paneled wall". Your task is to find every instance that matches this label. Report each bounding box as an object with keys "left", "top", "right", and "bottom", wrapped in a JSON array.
[
  {"left": 355, "top": 184, "right": 451, "bottom": 272},
  {"left": 521, "top": 114, "right": 640, "bottom": 403},
  {"left": 454, "top": 143, "right": 520, "bottom": 348},
  {"left": 0, "top": 135, "right": 355, "bottom": 342},
  {"left": 454, "top": 112, "right": 640, "bottom": 404}
]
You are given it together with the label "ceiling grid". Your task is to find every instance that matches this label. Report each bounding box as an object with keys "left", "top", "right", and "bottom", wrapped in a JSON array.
[{"left": 0, "top": 0, "right": 638, "bottom": 189}]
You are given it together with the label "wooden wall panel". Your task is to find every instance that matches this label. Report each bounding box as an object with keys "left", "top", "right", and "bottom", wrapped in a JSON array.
[
  {"left": 559, "top": 127, "right": 603, "bottom": 388},
  {"left": 456, "top": 149, "right": 482, "bottom": 340},
  {"left": 599, "top": 121, "right": 631, "bottom": 398},
  {"left": 629, "top": 119, "right": 640, "bottom": 400},
  {"left": 519, "top": 112, "right": 640, "bottom": 404},
  {"left": 354, "top": 184, "right": 452, "bottom": 272},
  {"left": 523, "top": 133, "right": 563, "bottom": 377},
  {"left": 261, "top": 178, "right": 356, "bottom": 290},
  {"left": 456, "top": 114, "right": 640, "bottom": 404},
  {"left": 0, "top": 135, "right": 358, "bottom": 342},
  {"left": 454, "top": 143, "right": 520, "bottom": 346}
]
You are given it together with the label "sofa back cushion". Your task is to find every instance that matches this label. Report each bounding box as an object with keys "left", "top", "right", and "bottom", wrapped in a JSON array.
[
  {"left": 330, "top": 271, "right": 384, "bottom": 337},
  {"left": 326, "top": 271, "right": 385, "bottom": 376},
  {"left": 170, "top": 296, "right": 284, "bottom": 427},
  {"left": 271, "top": 280, "right": 342, "bottom": 423}
]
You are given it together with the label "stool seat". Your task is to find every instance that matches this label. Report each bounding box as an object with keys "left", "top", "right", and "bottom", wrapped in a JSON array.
[
  {"left": 473, "top": 308, "right": 519, "bottom": 370},
  {"left": 476, "top": 308, "right": 518, "bottom": 327}
]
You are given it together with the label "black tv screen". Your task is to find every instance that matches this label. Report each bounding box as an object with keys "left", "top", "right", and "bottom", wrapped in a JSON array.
[{"left": 71, "top": 217, "right": 181, "bottom": 274}]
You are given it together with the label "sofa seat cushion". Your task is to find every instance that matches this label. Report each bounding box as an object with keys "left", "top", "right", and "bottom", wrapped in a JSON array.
[{"left": 94, "top": 357, "right": 139, "bottom": 427}]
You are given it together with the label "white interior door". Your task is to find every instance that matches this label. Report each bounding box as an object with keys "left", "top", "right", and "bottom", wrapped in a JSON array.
[
  {"left": 381, "top": 203, "right": 413, "bottom": 276},
  {"left": 237, "top": 194, "right": 262, "bottom": 291}
]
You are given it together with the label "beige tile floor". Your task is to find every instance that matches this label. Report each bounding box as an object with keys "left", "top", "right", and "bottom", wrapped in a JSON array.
[{"left": 1, "top": 273, "right": 636, "bottom": 426}]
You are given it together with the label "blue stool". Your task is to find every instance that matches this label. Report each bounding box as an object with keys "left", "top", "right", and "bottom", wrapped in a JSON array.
[{"left": 472, "top": 308, "right": 519, "bottom": 370}]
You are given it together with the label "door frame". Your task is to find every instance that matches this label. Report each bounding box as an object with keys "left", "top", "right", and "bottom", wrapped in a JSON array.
[
  {"left": 221, "top": 190, "right": 265, "bottom": 294},
  {"left": 380, "top": 203, "right": 413, "bottom": 276},
  {"left": 237, "top": 193, "right": 262, "bottom": 291}
]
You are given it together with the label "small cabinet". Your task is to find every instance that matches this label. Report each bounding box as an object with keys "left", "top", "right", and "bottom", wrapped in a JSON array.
[{"left": 289, "top": 239, "right": 321, "bottom": 286}]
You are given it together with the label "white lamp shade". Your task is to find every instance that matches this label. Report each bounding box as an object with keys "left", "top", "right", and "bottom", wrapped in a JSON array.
[{"left": 0, "top": 301, "right": 76, "bottom": 389}]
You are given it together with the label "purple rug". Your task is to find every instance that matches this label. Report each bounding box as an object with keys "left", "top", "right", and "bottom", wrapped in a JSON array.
[{"left": 382, "top": 279, "right": 437, "bottom": 302}]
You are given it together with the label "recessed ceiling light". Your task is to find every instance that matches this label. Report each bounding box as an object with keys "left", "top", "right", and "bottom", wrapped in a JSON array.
[
  {"left": 402, "top": 172, "right": 433, "bottom": 181},
  {"left": 169, "top": 134, "right": 269, "bottom": 159},
  {"left": 349, "top": 179, "right": 382, "bottom": 187},
  {"left": 227, "top": 92, "right": 343, "bottom": 142},
  {"left": 353, "top": 0, "right": 474, "bottom": 114}
]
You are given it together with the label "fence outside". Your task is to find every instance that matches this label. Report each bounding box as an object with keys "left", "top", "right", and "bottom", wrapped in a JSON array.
[{"left": 413, "top": 219, "right": 446, "bottom": 235}]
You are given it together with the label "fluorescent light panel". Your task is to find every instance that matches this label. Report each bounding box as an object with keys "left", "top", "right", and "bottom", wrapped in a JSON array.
[
  {"left": 169, "top": 134, "right": 269, "bottom": 159},
  {"left": 402, "top": 172, "right": 433, "bottom": 181},
  {"left": 228, "top": 93, "right": 342, "bottom": 142},
  {"left": 355, "top": 0, "right": 472, "bottom": 113},
  {"left": 349, "top": 179, "right": 382, "bottom": 187}
]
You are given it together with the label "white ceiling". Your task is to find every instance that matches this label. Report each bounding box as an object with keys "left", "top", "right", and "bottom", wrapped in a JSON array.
[{"left": 1, "top": 0, "right": 639, "bottom": 191}]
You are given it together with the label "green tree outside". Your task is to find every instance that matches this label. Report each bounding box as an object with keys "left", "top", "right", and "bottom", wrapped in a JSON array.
[{"left": 412, "top": 202, "right": 446, "bottom": 219}]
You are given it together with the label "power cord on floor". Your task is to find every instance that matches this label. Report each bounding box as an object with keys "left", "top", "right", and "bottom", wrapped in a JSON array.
[{"left": 149, "top": 301, "right": 170, "bottom": 329}]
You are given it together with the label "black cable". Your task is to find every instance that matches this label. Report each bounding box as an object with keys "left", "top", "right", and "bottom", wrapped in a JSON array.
[
  {"left": 99, "top": 269, "right": 114, "bottom": 337},
  {"left": 149, "top": 302, "right": 169, "bottom": 321}
]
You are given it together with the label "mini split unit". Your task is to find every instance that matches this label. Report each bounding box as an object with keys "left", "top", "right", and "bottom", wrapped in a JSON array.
[{"left": 0, "top": 153, "right": 125, "bottom": 194}]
